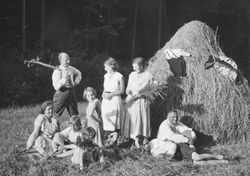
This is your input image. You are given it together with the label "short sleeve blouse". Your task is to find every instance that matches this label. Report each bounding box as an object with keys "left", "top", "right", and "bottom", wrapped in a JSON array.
[{"left": 103, "top": 72, "right": 123, "bottom": 92}]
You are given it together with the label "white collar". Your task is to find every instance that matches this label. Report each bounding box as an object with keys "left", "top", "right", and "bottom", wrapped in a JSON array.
[
  {"left": 59, "top": 65, "right": 69, "bottom": 70},
  {"left": 166, "top": 119, "right": 177, "bottom": 128}
]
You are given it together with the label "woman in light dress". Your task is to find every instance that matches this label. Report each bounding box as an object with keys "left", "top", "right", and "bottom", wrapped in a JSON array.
[
  {"left": 83, "top": 87, "right": 103, "bottom": 147},
  {"left": 123, "top": 57, "right": 154, "bottom": 148},
  {"left": 101, "top": 57, "right": 125, "bottom": 146},
  {"left": 24, "top": 100, "right": 60, "bottom": 157}
]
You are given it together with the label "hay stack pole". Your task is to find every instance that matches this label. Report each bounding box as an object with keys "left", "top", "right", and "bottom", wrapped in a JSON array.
[{"left": 148, "top": 20, "right": 250, "bottom": 144}]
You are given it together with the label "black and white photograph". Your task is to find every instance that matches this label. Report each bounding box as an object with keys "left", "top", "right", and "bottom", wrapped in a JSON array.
[{"left": 0, "top": 0, "right": 250, "bottom": 175}]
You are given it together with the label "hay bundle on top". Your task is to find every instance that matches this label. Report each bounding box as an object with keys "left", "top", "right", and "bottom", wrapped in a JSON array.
[{"left": 147, "top": 20, "right": 250, "bottom": 144}]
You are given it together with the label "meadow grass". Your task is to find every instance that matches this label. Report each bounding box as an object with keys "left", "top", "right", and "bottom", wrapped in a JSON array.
[{"left": 0, "top": 103, "right": 250, "bottom": 176}]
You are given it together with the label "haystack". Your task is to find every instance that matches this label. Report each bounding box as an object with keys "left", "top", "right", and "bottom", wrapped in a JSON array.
[{"left": 148, "top": 20, "right": 250, "bottom": 144}]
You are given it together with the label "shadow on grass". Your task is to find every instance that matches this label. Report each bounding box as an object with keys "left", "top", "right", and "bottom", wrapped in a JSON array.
[{"left": 180, "top": 115, "right": 216, "bottom": 153}]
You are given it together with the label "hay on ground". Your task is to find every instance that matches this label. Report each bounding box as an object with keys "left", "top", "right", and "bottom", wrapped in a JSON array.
[{"left": 148, "top": 20, "right": 250, "bottom": 144}]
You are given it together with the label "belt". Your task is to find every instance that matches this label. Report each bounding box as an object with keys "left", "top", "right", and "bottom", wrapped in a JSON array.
[{"left": 57, "top": 87, "right": 73, "bottom": 92}]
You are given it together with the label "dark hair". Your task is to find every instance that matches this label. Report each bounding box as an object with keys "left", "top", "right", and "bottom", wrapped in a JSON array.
[
  {"left": 104, "top": 57, "right": 119, "bottom": 71},
  {"left": 83, "top": 87, "right": 97, "bottom": 101},
  {"left": 85, "top": 126, "right": 96, "bottom": 139},
  {"left": 40, "top": 100, "right": 53, "bottom": 114},
  {"left": 76, "top": 127, "right": 97, "bottom": 149},
  {"left": 132, "top": 57, "right": 147, "bottom": 69},
  {"left": 70, "top": 115, "right": 81, "bottom": 124}
]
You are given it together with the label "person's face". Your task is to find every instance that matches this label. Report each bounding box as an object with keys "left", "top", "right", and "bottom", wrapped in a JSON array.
[
  {"left": 133, "top": 63, "right": 143, "bottom": 73},
  {"left": 60, "top": 55, "right": 70, "bottom": 68},
  {"left": 73, "top": 120, "right": 81, "bottom": 132},
  {"left": 86, "top": 91, "right": 96, "bottom": 102},
  {"left": 104, "top": 64, "right": 113, "bottom": 73},
  {"left": 44, "top": 105, "right": 53, "bottom": 118},
  {"left": 168, "top": 112, "right": 178, "bottom": 126},
  {"left": 88, "top": 134, "right": 95, "bottom": 140}
]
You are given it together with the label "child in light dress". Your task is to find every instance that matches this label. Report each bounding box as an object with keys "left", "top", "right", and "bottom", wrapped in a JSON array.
[{"left": 83, "top": 87, "right": 103, "bottom": 147}]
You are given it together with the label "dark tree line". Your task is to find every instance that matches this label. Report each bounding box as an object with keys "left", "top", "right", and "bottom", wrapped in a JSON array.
[{"left": 0, "top": 0, "right": 250, "bottom": 106}]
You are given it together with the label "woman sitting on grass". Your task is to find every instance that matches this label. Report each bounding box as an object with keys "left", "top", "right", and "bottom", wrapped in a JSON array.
[{"left": 23, "top": 100, "right": 60, "bottom": 157}]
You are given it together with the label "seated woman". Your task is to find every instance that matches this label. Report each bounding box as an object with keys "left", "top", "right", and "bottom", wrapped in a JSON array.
[
  {"left": 24, "top": 100, "right": 60, "bottom": 157},
  {"left": 54, "top": 115, "right": 83, "bottom": 148}
]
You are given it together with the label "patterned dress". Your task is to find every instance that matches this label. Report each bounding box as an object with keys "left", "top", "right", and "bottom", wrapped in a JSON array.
[
  {"left": 86, "top": 99, "right": 103, "bottom": 147},
  {"left": 122, "top": 71, "right": 153, "bottom": 140},
  {"left": 101, "top": 72, "right": 123, "bottom": 131},
  {"left": 30, "top": 114, "right": 60, "bottom": 155}
]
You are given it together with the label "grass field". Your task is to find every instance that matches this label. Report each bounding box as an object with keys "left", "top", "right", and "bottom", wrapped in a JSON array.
[{"left": 0, "top": 102, "right": 250, "bottom": 176}]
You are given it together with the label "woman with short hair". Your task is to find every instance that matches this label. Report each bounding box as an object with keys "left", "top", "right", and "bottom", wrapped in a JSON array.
[
  {"left": 24, "top": 100, "right": 60, "bottom": 156},
  {"left": 123, "top": 57, "right": 154, "bottom": 148},
  {"left": 101, "top": 57, "right": 125, "bottom": 146}
]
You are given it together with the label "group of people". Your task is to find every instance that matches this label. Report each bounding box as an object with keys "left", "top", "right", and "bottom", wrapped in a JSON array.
[{"left": 24, "top": 52, "right": 229, "bottom": 168}]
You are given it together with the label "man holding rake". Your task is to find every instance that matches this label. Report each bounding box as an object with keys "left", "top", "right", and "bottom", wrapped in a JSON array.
[{"left": 52, "top": 52, "right": 82, "bottom": 117}]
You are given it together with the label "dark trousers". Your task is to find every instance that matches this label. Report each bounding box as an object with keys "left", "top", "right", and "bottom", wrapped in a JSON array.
[{"left": 52, "top": 87, "right": 78, "bottom": 117}]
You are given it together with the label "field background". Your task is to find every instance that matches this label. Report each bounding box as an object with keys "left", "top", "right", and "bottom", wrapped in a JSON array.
[{"left": 1, "top": 102, "right": 250, "bottom": 176}]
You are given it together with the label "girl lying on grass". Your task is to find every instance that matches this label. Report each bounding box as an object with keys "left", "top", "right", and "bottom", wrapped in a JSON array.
[{"left": 56, "top": 127, "right": 105, "bottom": 169}]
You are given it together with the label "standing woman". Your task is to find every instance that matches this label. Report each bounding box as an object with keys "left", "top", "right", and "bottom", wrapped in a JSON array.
[
  {"left": 123, "top": 57, "right": 154, "bottom": 148},
  {"left": 101, "top": 58, "right": 124, "bottom": 146}
]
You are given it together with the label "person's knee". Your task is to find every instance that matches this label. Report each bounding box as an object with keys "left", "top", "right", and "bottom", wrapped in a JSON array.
[
  {"left": 167, "top": 143, "right": 177, "bottom": 156},
  {"left": 191, "top": 152, "right": 200, "bottom": 161},
  {"left": 54, "top": 132, "right": 60, "bottom": 139},
  {"left": 53, "top": 133, "right": 65, "bottom": 146}
]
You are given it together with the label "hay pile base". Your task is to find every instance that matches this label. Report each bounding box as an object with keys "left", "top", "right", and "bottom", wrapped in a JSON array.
[{"left": 148, "top": 21, "right": 250, "bottom": 144}]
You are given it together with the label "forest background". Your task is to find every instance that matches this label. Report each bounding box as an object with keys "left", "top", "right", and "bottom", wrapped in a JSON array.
[{"left": 1, "top": 0, "right": 250, "bottom": 107}]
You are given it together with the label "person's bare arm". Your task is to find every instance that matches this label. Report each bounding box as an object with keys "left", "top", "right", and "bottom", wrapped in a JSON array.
[
  {"left": 24, "top": 124, "right": 40, "bottom": 152},
  {"left": 73, "top": 67, "right": 82, "bottom": 86},
  {"left": 86, "top": 100, "right": 102, "bottom": 124}
]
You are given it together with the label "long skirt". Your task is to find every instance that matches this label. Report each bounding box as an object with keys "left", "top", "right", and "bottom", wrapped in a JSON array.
[
  {"left": 33, "top": 135, "right": 58, "bottom": 156},
  {"left": 101, "top": 95, "right": 122, "bottom": 131},
  {"left": 87, "top": 119, "right": 103, "bottom": 147},
  {"left": 122, "top": 98, "right": 151, "bottom": 140}
]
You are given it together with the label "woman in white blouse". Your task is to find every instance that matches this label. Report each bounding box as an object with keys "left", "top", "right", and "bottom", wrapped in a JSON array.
[{"left": 101, "top": 57, "right": 124, "bottom": 146}]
